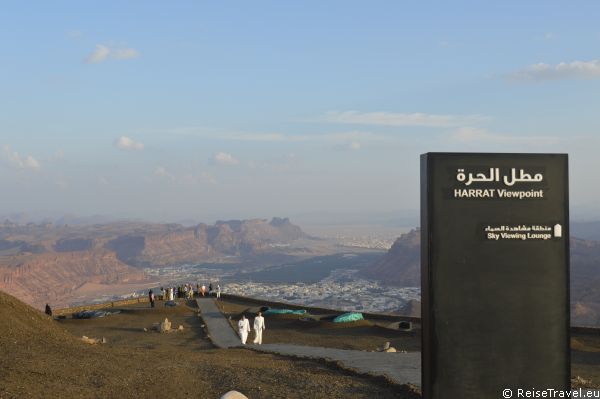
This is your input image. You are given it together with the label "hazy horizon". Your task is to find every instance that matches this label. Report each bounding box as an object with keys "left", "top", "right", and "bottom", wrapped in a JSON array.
[{"left": 2, "top": 2, "right": 600, "bottom": 221}]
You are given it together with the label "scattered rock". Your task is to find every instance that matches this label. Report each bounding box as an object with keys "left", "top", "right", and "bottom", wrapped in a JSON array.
[
  {"left": 101, "top": 337, "right": 107, "bottom": 344},
  {"left": 220, "top": 391, "right": 249, "bottom": 399},
  {"left": 573, "top": 375, "right": 593, "bottom": 386},
  {"left": 376, "top": 341, "right": 392, "bottom": 352},
  {"left": 178, "top": 325, "right": 184, "bottom": 331},
  {"left": 159, "top": 318, "right": 172, "bottom": 333},
  {"left": 143, "top": 328, "right": 148, "bottom": 332},
  {"left": 81, "top": 336, "right": 100, "bottom": 345},
  {"left": 384, "top": 347, "right": 397, "bottom": 353}
]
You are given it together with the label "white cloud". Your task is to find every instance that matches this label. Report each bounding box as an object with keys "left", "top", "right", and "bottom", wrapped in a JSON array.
[
  {"left": 86, "top": 44, "right": 111, "bottom": 64},
  {"left": 85, "top": 44, "right": 140, "bottom": 64},
  {"left": 322, "top": 111, "right": 490, "bottom": 127},
  {"left": 450, "top": 127, "right": 560, "bottom": 146},
  {"left": 212, "top": 152, "right": 239, "bottom": 166},
  {"left": 507, "top": 60, "right": 600, "bottom": 81},
  {"left": 112, "top": 47, "right": 141, "bottom": 60},
  {"left": 1, "top": 145, "right": 41, "bottom": 170},
  {"left": 114, "top": 136, "right": 144, "bottom": 151}
]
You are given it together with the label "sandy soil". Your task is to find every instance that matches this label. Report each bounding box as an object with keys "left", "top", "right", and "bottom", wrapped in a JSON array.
[
  {"left": 0, "top": 293, "right": 419, "bottom": 399},
  {"left": 216, "top": 299, "right": 419, "bottom": 352},
  {"left": 216, "top": 297, "right": 600, "bottom": 389}
]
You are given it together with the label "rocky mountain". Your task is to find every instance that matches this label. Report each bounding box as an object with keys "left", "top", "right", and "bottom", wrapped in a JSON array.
[
  {"left": 0, "top": 217, "right": 310, "bottom": 308},
  {"left": 361, "top": 230, "right": 600, "bottom": 326},
  {"left": 106, "top": 217, "right": 308, "bottom": 267},
  {"left": 359, "top": 229, "right": 420, "bottom": 286}
]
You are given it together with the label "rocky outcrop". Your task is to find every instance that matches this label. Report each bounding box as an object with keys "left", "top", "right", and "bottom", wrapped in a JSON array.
[
  {"left": 360, "top": 229, "right": 420, "bottom": 286},
  {"left": 0, "top": 217, "right": 308, "bottom": 308},
  {"left": 106, "top": 218, "right": 308, "bottom": 267},
  {"left": 362, "top": 231, "right": 600, "bottom": 326},
  {"left": 0, "top": 249, "right": 147, "bottom": 308}
]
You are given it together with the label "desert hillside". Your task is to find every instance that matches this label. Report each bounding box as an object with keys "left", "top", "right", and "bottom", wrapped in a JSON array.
[
  {"left": 0, "top": 291, "right": 413, "bottom": 399},
  {"left": 0, "top": 218, "right": 310, "bottom": 308}
]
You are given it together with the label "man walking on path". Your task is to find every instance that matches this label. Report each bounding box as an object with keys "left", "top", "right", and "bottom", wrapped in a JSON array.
[
  {"left": 238, "top": 315, "right": 251, "bottom": 345},
  {"left": 253, "top": 312, "right": 266, "bottom": 345},
  {"left": 216, "top": 284, "right": 221, "bottom": 299}
]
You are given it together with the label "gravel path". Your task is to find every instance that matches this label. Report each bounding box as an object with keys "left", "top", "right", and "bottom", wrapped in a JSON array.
[{"left": 197, "top": 298, "right": 422, "bottom": 387}]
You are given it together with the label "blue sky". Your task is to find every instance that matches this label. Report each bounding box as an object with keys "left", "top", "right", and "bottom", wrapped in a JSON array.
[{"left": 1, "top": 1, "right": 600, "bottom": 222}]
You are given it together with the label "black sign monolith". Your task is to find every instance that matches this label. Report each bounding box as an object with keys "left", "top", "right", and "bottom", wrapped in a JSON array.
[{"left": 420, "top": 153, "right": 570, "bottom": 398}]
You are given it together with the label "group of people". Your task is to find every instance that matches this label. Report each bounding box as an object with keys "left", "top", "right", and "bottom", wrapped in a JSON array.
[
  {"left": 198, "top": 283, "right": 221, "bottom": 298},
  {"left": 237, "top": 312, "right": 266, "bottom": 345},
  {"left": 148, "top": 283, "right": 222, "bottom": 307}
]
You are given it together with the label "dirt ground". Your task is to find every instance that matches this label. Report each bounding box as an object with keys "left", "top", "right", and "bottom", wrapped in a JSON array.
[
  {"left": 4, "top": 290, "right": 599, "bottom": 397},
  {"left": 0, "top": 293, "right": 419, "bottom": 399},
  {"left": 216, "top": 299, "right": 420, "bottom": 352},
  {"left": 216, "top": 297, "right": 600, "bottom": 389}
]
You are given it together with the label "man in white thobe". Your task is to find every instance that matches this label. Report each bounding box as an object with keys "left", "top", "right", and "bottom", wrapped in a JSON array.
[
  {"left": 253, "top": 312, "right": 266, "bottom": 345},
  {"left": 238, "top": 315, "right": 251, "bottom": 345}
]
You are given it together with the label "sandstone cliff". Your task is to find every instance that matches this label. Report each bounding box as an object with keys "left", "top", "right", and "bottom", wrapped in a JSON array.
[
  {"left": 360, "top": 229, "right": 420, "bottom": 286},
  {"left": 0, "top": 217, "right": 309, "bottom": 308},
  {"left": 0, "top": 249, "right": 147, "bottom": 308}
]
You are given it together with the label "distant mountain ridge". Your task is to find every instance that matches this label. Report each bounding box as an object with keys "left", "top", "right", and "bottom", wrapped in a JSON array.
[
  {"left": 361, "top": 229, "right": 600, "bottom": 326},
  {"left": 0, "top": 217, "right": 309, "bottom": 308}
]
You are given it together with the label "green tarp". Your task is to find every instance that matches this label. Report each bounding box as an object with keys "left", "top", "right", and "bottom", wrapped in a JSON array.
[
  {"left": 333, "top": 312, "right": 364, "bottom": 323},
  {"left": 263, "top": 308, "right": 307, "bottom": 315}
]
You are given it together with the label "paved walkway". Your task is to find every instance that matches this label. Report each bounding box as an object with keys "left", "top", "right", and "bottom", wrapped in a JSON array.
[
  {"left": 196, "top": 298, "right": 242, "bottom": 349},
  {"left": 196, "top": 298, "right": 421, "bottom": 386},
  {"left": 251, "top": 343, "right": 421, "bottom": 386}
]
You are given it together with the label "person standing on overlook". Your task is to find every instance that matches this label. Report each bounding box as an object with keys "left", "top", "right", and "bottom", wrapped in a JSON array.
[
  {"left": 149, "top": 290, "right": 155, "bottom": 308},
  {"left": 238, "top": 315, "right": 251, "bottom": 345},
  {"left": 253, "top": 312, "right": 266, "bottom": 345}
]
